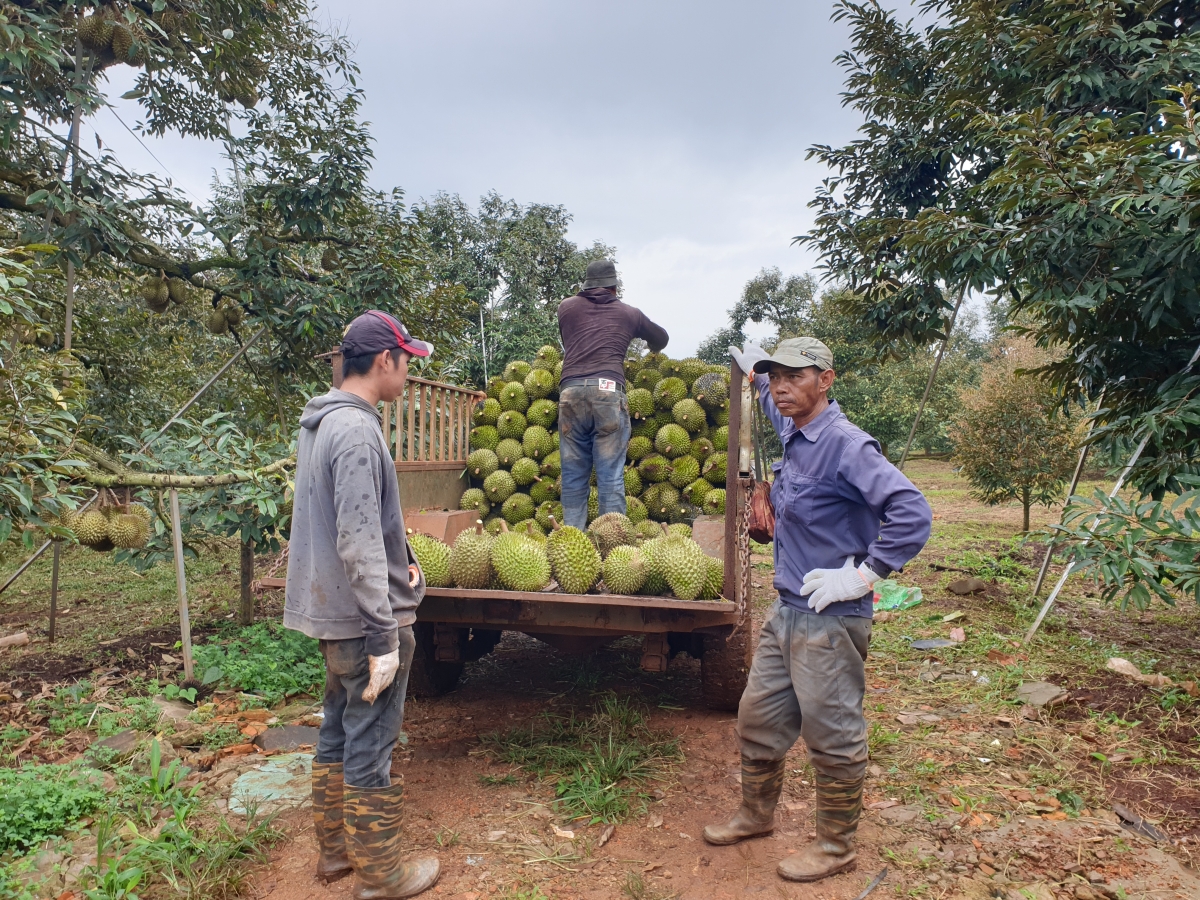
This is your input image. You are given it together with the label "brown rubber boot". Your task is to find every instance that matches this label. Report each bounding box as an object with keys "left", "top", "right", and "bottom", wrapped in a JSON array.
[
  {"left": 702, "top": 756, "right": 786, "bottom": 845},
  {"left": 312, "top": 762, "right": 353, "bottom": 883},
  {"left": 344, "top": 778, "right": 440, "bottom": 899},
  {"left": 777, "top": 772, "right": 863, "bottom": 882}
]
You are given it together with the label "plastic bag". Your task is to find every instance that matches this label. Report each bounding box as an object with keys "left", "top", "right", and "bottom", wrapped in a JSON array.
[{"left": 872, "top": 579, "right": 923, "bottom": 612}]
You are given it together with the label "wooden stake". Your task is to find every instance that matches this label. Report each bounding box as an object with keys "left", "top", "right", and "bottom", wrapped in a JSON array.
[
  {"left": 49, "top": 541, "right": 61, "bottom": 643},
  {"left": 239, "top": 541, "right": 254, "bottom": 626},
  {"left": 169, "top": 489, "right": 194, "bottom": 681}
]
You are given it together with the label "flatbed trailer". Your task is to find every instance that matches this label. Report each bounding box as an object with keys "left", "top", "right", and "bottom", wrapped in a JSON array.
[{"left": 327, "top": 354, "right": 758, "bottom": 710}]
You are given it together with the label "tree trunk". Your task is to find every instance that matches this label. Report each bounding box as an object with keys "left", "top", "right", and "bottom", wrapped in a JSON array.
[
  {"left": 239, "top": 542, "right": 254, "bottom": 626},
  {"left": 1022, "top": 487, "right": 1031, "bottom": 533}
]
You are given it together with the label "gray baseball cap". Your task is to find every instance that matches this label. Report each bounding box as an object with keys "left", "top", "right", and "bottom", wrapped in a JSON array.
[
  {"left": 752, "top": 337, "right": 834, "bottom": 373},
  {"left": 582, "top": 259, "right": 619, "bottom": 289}
]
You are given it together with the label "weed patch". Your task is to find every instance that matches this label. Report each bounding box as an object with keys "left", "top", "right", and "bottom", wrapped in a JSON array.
[
  {"left": 0, "top": 764, "right": 106, "bottom": 854},
  {"left": 192, "top": 622, "right": 323, "bottom": 707}
]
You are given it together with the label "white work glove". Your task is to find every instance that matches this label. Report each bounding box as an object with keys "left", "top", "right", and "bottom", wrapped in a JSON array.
[
  {"left": 362, "top": 649, "right": 400, "bottom": 705},
  {"left": 799, "top": 556, "right": 879, "bottom": 613},
  {"left": 729, "top": 343, "right": 769, "bottom": 376}
]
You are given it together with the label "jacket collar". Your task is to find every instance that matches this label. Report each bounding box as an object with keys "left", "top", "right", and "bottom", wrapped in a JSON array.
[{"left": 782, "top": 400, "right": 842, "bottom": 445}]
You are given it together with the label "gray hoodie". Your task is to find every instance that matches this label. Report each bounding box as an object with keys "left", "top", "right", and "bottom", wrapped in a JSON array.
[{"left": 283, "top": 389, "right": 425, "bottom": 656}]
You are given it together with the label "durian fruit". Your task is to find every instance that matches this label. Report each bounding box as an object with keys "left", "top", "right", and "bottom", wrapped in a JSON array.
[
  {"left": 109, "top": 513, "right": 149, "bottom": 549},
  {"left": 653, "top": 377, "right": 688, "bottom": 411},
  {"left": 627, "top": 388, "right": 655, "bottom": 420},
  {"left": 222, "top": 301, "right": 244, "bottom": 329},
  {"left": 644, "top": 483, "right": 681, "bottom": 522},
  {"left": 638, "top": 534, "right": 670, "bottom": 595},
  {"left": 587, "top": 512, "right": 633, "bottom": 558},
  {"left": 484, "top": 517, "right": 506, "bottom": 536},
  {"left": 510, "top": 457, "right": 540, "bottom": 487},
  {"left": 535, "top": 344, "right": 561, "bottom": 367},
  {"left": 167, "top": 277, "right": 191, "bottom": 304},
  {"left": 524, "top": 368, "right": 554, "bottom": 400},
  {"left": 602, "top": 544, "right": 646, "bottom": 595},
  {"left": 712, "top": 426, "right": 729, "bottom": 450},
  {"left": 624, "top": 467, "right": 643, "bottom": 496},
  {"left": 75, "top": 510, "right": 110, "bottom": 547},
  {"left": 655, "top": 424, "right": 691, "bottom": 459},
  {"left": 503, "top": 360, "right": 532, "bottom": 383},
  {"left": 522, "top": 425, "right": 554, "bottom": 461},
  {"left": 513, "top": 520, "right": 546, "bottom": 541},
  {"left": 526, "top": 399, "right": 558, "bottom": 429},
  {"left": 483, "top": 470, "right": 517, "bottom": 504},
  {"left": 698, "top": 555, "right": 725, "bottom": 600},
  {"left": 529, "top": 477, "right": 559, "bottom": 505},
  {"left": 486, "top": 376, "right": 508, "bottom": 400},
  {"left": 407, "top": 531, "right": 451, "bottom": 587},
  {"left": 501, "top": 492, "right": 535, "bottom": 524},
  {"left": 659, "top": 535, "right": 708, "bottom": 601},
  {"left": 634, "top": 368, "right": 661, "bottom": 391},
  {"left": 60, "top": 507, "right": 83, "bottom": 533},
  {"left": 35, "top": 329, "right": 55, "bottom": 348},
  {"left": 546, "top": 519, "right": 601, "bottom": 594},
  {"left": 702, "top": 452, "right": 727, "bottom": 486},
  {"left": 634, "top": 519, "right": 665, "bottom": 541},
  {"left": 128, "top": 503, "right": 153, "bottom": 525},
  {"left": 496, "top": 410, "right": 527, "bottom": 441},
  {"left": 235, "top": 85, "right": 259, "bottom": 108},
  {"left": 667, "top": 523, "right": 693, "bottom": 538},
  {"left": 110, "top": 24, "right": 139, "bottom": 64},
  {"left": 321, "top": 247, "right": 339, "bottom": 270},
  {"left": 535, "top": 501, "right": 564, "bottom": 532},
  {"left": 587, "top": 486, "right": 599, "bottom": 525},
  {"left": 491, "top": 526, "right": 552, "bottom": 591},
  {"left": 78, "top": 10, "right": 114, "bottom": 51},
  {"left": 669, "top": 455, "right": 700, "bottom": 489},
  {"left": 460, "top": 488, "right": 490, "bottom": 518},
  {"left": 668, "top": 502, "right": 693, "bottom": 525},
  {"left": 637, "top": 454, "right": 669, "bottom": 484},
  {"left": 473, "top": 397, "right": 501, "bottom": 427},
  {"left": 624, "top": 355, "right": 644, "bottom": 378},
  {"left": 703, "top": 488, "right": 727, "bottom": 516},
  {"left": 494, "top": 438, "right": 524, "bottom": 468},
  {"left": 467, "top": 448, "right": 499, "bottom": 480},
  {"left": 205, "top": 307, "right": 229, "bottom": 335},
  {"left": 499, "top": 382, "right": 529, "bottom": 413},
  {"left": 714, "top": 407, "right": 730, "bottom": 427},
  {"left": 685, "top": 478, "right": 711, "bottom": 506},
  {"left": 672, "top": 399, "right": 705, "bottom": 433},
  {"left": 141, "top": 275, "right": 170, "bottom": 312},
  {"left": 539, "top": 450, "right": 561, "bottom": 479},
  {"left": 470, "top": 425, "right": 500, "bottom": 451},
  {"left": 677, "top": 358, "right": 708, "bottom": 387},
  {"left": 660, "top": 358, "right": 684, "bottom": 379},
  {"left": 625, "top": 496, "right": 648, "bottom": 524},
  {"left": 449, "top": 523, "right": 494, "bottom": 589},
  {"left": 626, "top": 436, "right": 653, "bottom": 462},
  {"left": 692, "top": 373, "right": 730, "bottom": 413},
  {"left": 690, "top": 437, "right": 714, "bottom": 462}
]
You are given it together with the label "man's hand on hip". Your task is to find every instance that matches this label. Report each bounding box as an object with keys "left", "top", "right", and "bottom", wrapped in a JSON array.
[
  {"left": 799, "top": 556, "right": 880, "bottom": 612},
  {"left": 362, "top": 649, "right": 400, "bottom": 704}
]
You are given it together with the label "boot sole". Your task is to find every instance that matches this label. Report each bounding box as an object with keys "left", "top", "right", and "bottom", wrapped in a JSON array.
[
  {"left": 777, "top": 853, "right": 856, "bottom": 883},
  {"left": 702, "top": 827, "right": 774, "bottom": 846},
  {"left": 317, "top": 865, "right": 353, "bottom": 884}
]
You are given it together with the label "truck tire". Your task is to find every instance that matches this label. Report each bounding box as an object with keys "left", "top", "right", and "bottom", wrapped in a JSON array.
[
  {"left": 701, "top": 625, "right": 752, "bottom": 711},
  {"left": 406, "top": 622, "right": 464, "bottom": 698}
]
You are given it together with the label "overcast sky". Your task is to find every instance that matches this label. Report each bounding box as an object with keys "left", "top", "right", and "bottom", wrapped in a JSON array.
[{"left": 93, "top": 2, "right": 886, "bottom": 355}]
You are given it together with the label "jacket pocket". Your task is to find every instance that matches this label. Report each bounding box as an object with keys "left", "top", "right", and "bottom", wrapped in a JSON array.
[
  {"left": 777, "top": 473, "right": 819, "bottom": 525},
  {"left": 594, "top": 393, "right": 626, "bottom": 437}
]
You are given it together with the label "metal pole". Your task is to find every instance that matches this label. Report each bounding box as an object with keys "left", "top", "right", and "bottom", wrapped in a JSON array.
[
  {"left": 169, "top": 488, "right": 194, "bottom": 681},
  {"left": 898, "top": 285, "right": 967, "bottom": 470},
  {"left": 48, "top": 541, "right": 61, "bottom": 643},
  {"left": 479, "top": 305, "right": 488, "bottom": 383}
]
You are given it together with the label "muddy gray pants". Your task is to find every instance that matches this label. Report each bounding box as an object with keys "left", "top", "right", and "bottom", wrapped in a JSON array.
[{"left": 737, "top": 601, "right": 872, "bottom": 780}]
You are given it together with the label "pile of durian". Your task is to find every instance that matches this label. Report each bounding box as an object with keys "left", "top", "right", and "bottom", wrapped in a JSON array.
[
  {"left": 410, "top": 514, "right": 726, "bottom": 601},
  {"left": 56, "top": 494, "right": 153, "bottom": 552}
]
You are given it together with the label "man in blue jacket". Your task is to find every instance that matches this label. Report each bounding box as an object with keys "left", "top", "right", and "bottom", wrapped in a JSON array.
[{"left": 703, "top": 337, "right": 932, "bottom": 883}]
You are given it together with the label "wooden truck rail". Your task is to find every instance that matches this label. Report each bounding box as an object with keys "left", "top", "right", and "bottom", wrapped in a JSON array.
[{"left": 326, "top": 350, "right": 757, "bottom": 709}]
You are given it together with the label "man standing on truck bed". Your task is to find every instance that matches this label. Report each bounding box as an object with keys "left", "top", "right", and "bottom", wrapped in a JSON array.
[
  {"left": 557, "top": 258, "right": 669, "bottom": 530},
  {"left": 285, "top": 311, "right": 441, "bottom": 899},
  {"left": 704, "top": 338, "right": 932, "bottom": 884}
]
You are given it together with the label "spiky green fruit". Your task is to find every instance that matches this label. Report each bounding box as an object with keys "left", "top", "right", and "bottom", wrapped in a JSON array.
[
  {"left": 685, "top": 478, "right": 711, "bottom": 506},
  {"left": 473, "top": 397, "right": 501, "bottom": 426},
  {"left": 499, "top": 383, "right": 529, "bottom": 413},
  {"left": 205, "top": 307, "right": 229, "bottom": 335},
  {"left": 529, "top": 477, "right": 559, "bottom": 505},
  {"left": 627, "top": 388, "right": 655, "bottom": 420},
  {"left": 484, "top": 516, "right": 506, "bottom": 536},
  {"left": 514, "top": 520, "right": 546, "bottom": 541},
  {"left": 634, "top": 368, "right": 662, "bottom": 391},
  {"left": 511, "top": 457, "right": 541, "bottom": 487},
  {"left": 110, "top": 23, "right": 134, "bottom": 61},
  {"left": 658, "top": 358, "right": 682, "bottom": 378},
  {"left": 546, "top": 522, "right": 601, "bottom": 594},
  {"left": 677, "top": 357, "right": 708, "bottom": 386},
  {"left": 712, "top": 426, "right": 729, "bottom": 450},
  {"left": 167, "top": 278, "right": 191, "bottom": 305},
  {"left": 623, "top": 467, "right": 643, "bottom": 497},
  {"left": 535, "top": 501, "right": 564, "bottom": 531},
  {"left": 630, "top": 416, "right": 660, "bottom": 439},
  {"left": 667, "top": 523, "right": 692, "bottom": 538},
  {"left": 450, "top": 525, "right": 494, "bottom": 589},
  {"left": 624, "top": 356, "right": 644, "bottom": 378},
  {"left": 587, "top": 512, "right": 634, "bottom": 558},
  {"left": 626, "top": 436, "right": 653, "bottom": 462},
  {"left": 128, "top": 503, "right": 152, "bottom": 525},
  {"left": 659, "top": 535, "right": 708, "bottom": 600},
  {"left": 467, "top": 449, "right": 499, "bottom": 480},
  {"left": 672, "top": 399, "right": 705, "bottom": 433},
  {"left": 638, "top": 454, "right": 669, "bottom": 484},
  {"left": 460, "top": 488, "right": 490, "bottom": 517},
  {"left": 714, "top": 407, "right": 730, "bottom": 427},
  {"left": 698, "top": 555, "right": 725, "bottom": 600},
  {"left": 653, "top": 377, "right": 688, "bottom": 411},
  {"left": 642, "top": 483, "right": 681, "bottom": 522},
  {"left": 503, "top": 360, "right": 532, "bottom": 383},
  {"left": 587, "top": 487, "right": 599, "bottom": 525},
  {"left": 655, "top": 424, "right": 691, "bottom": 459},
  {"left": 703, "top": 452, "right": 727, "bottom": 485},
  {"left": 526, "top": 399, "right": 558, "bottom": 429},
  {"left": 501, "top": 492, "right": 535, "bottom": 524},
  {"left": 408, "top": 532, "right": 452, "bottom": 587},
  {"left": 524, "top": 368, "right": 554, "bottom": 400},
  {"left": 486, "top": 377, "right": 508, "bottom": 400},
  {"left": 703, "top": 488, "right": 727, "bottom": 516},
  {"left": 522, "top": 425, "right": 554, "bottom": 461},
  {"left": 78, "top": 11, "right": 114, "bottom": 50},
  {"left": 540, "top": 450, "right": 562, "bottom": 479},
  {"left": 690, "top": 437, "right": 714, "bottom": 462},
  {"left": 626, "top": 496, "right": 648, "bottom": 524},
  {"left": 470, "top": 425, "right": 499, "bottom": 451},
  {"left": 643, "top": 351, "right": 668, "bottom": 370},
  {"left": 483, "top": 470, "right": 517, "bottom": 504},
  {"left": 638, "top": 534, "right": 670, "bottom": 595},
  {"left": 76, "top": 510, "right": 110, "bottom": 547},
  {"left": 494, "top": 439, "right": 524, "bottom": 468},
  {"left": 536, "top": 345, "right": 561, "bottom": 366},
  {"left": 635, "top": 520, "right": 667, "bottom": 541},
  {"left": 109, "top": 514, "right": 149, "bottom": 549},
  {"left": 692, "top": 372, "right": 730, "bottom": 412},
  {"left": 602, "top": 545, "right": 646, "bottom": 595},
  {"left": 668, "top": 502, "right": 693, "bottom": 524},
  {"left": 492, "top": 531, "right": 552, "bottom": 591},
  {"left": 669, "top": 455, "right": 700, "bottom": 488},
  {"left": 496, "top": 410, "right": 527, "bottom": 440}
]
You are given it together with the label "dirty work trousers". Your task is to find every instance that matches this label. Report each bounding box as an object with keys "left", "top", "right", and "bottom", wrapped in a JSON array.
[
  {"left": 558, "top": 381, "right": 631, "bottom": 531},
  {"left": 316, "top": 627, "right": 416, "bottom": 789},
  {"left": 737, "top": 601, "right": 872, "bottom": 780}
]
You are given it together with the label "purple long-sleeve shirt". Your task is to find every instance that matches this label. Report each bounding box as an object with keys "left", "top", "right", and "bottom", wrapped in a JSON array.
[{"left": 755, "top": 374, "right": 932, "bottom": 618}]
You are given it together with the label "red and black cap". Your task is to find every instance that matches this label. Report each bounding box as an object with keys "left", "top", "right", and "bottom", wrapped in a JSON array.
[{"left": 341, "top": 310, "right": 433, "bottom": 360}]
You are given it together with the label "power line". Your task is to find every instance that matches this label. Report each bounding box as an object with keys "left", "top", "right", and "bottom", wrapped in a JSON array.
[{"left": 100, "top": 102, "right": 208, "bottom": 207}]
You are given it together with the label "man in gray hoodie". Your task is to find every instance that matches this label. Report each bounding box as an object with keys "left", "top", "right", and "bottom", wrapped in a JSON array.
[{"left": 285, "top": 310, "right": 440, "bottom": 899}]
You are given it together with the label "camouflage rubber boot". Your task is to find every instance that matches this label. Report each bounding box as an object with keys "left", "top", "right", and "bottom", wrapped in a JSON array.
[
  {"left": 312, "top": 762, "right": 353, "bottom": 883},
  {"left": 344, "top": 779, "right": 440, "bottom": 900},
  {"left": 777, "top": 772, "right": 863, "bottom": 882},
  {"left": 702, "top": 756, "right": 786, "bottom": 845}
]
